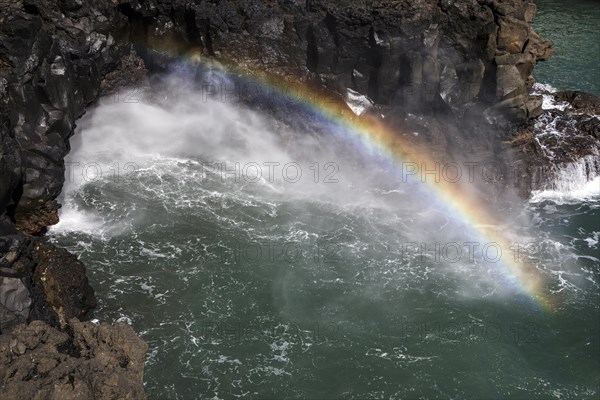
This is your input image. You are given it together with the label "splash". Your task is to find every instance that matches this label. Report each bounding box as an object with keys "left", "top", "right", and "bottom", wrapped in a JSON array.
[
  {"left": 67, "top": 46, "right": 555, "bottom": 309},
  {"left": 171, "top": 55, "right": 554, "bottom": 309}
]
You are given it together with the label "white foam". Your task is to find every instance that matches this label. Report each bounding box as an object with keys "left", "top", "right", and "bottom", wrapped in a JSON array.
[
  {"left": 533, "top": 82, "right": 559, "bottom": 93},
  {"left": 49, "top": 206, "right": 106, "bottom": 236},
  {"left": 532, "top": 83, "right": 570, "bottom": 111},
  {"left": 531, "top": 176, "right": 600, "bottom": 204},
  {"left": 116, "top": 316, "right": 133, "bottom": 325},
  {"left": 584, "top": 232, "right": 599, "bottom": 248}
]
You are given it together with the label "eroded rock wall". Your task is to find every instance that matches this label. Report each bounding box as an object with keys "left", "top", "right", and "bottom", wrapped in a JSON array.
[{"left": 0, "top": 0, "right": 147, "bottom": 234}]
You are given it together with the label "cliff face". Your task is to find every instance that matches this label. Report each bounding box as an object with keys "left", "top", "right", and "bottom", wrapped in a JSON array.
[
  {"left": 0, "top": 1, "right": 148, "bottom": 397},
  {"left": 134, "top": 0, "right": 553, "bottom": 114},
  {"left": 0, "top": 0, "right": 562, "bottom": 398},
  {"left": 1, "top": 0, "right": 553, "bottom": 236},
  {"left": 0, "top": 0, "right": 147, "bottom": 235}
]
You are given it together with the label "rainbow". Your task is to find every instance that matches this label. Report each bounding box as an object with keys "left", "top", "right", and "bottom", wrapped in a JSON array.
[{"left": 139, "top": 44, "right": 554, "bottom": 310}]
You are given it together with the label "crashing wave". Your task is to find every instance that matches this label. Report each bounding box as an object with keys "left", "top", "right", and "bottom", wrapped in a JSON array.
[
  {"left": 527, "top": 83, "right": 600, "bottom": 201},
  {"left": 532, "top": 83, "right": 570, "bottom": 111},
  {"left": 531, "top": 154, "right": 600, "bottom": 203}
]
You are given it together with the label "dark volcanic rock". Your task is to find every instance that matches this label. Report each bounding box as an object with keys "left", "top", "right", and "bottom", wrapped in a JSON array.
[
  {"left": 0, "top": 0, "right": 147, "bottom": 233},
  {"left": 0, "top": 241, "right": 146, "bottom": 400},
  {"left": 28, "top": 239, "right": 97, "bottom": 327},
  {"left": 507, "top": 88, "right": 600, "bottom": 194},
  {"left": 127, "top": 0, "right": 552, "bottom": 124},
  {"left": 0, "top": 0, "right": 552, "bottom": 234},
  {"left": 0, "top": 232, "right": 96, "bottom": 330},
  {"left": 13, "top": 199, "right": 60, "bottom": 235},
  {"left": 533, "top": 90, "right": 600, "bottom": 163},
  {"left": 0, "top": 319, "right": 147, "bottom": 400},
  {"left": 554, "top": 90, "right": 600, "bottom": 116}
]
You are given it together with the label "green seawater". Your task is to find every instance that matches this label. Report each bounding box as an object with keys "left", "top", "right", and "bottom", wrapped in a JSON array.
[
  {"left": 48, "top": 2, "right": 600, "bottom": 399},
  {"left": 49, "top": 98, "right": 600, "bottom": 399},
  {"left": 50, "top": 165, "right": 600, "bottom": 399},
  {"left": 532, "top": 0, "right": 600, "bottom": 96}
]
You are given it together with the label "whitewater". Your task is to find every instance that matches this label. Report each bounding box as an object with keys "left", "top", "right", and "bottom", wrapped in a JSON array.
[{"left": 46, "top": 68, "right": 600, "bottom": 399}]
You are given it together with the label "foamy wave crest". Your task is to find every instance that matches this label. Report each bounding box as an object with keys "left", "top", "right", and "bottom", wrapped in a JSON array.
[
  {"left": 532, "top": 83, "right": 570, "bottom": 111},
  {"left": 50, "top": 206, "right": 107, "bottom": 236},
  {"left": 531, "top": 155, "right": 600, "bottom": 203}
]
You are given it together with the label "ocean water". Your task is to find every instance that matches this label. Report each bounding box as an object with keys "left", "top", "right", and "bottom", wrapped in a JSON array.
[
  {"left": 48, "top": 4, "right": 600, "bottom": 399},
  {"left": 48, "top": 77, "right": 599, "bottom": 399},
  {"left": 532, "top": 0, "right": 600, "bottom": 96}
]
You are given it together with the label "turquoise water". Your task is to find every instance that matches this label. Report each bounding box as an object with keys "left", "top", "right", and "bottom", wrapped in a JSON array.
[{"left": 532, "top": 0, "right": 600, "bottom": 96}]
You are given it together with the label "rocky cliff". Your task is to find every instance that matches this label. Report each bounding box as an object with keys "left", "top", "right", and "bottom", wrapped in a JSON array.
[
  {"left": 0, "top": 0, "right": 147, "bottom": 235},
  {"left": 1, "top": 319, "right": 147, "bottom": 399},
  {"left": 0, "top": 1, "right": 148, "bottom": 397},
  {"left": 0, "top": 0, "right": 591, "bottom": 398},
  {"left": 133, "top": 0, "right": 554, "bottom": 118},
  {"left": 0, "top": 0, "right": 557, "bottom": 237}
]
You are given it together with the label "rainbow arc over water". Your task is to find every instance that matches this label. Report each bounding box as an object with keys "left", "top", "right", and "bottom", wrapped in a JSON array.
[{"left": 140, "top": 45, "right": 554, "bottom": 310}]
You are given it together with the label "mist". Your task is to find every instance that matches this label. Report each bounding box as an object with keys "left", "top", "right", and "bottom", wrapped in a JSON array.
[
  {"left": 63, "top": 70, "right": 455, "bottom": 219},
  {"left": 51, "top": 68, "right": 558, "bottom": 305}
]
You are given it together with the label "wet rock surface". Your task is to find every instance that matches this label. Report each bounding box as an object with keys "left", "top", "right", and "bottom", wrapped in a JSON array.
[
  {"left": 0, "top": 220, "right": 96, "bottom": 330},
  {"left": 506, "top": 87, "right": 600, "bottom": 194},
  {"left": 554, "top": 91, "right": 600, "bottom": 116}
]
